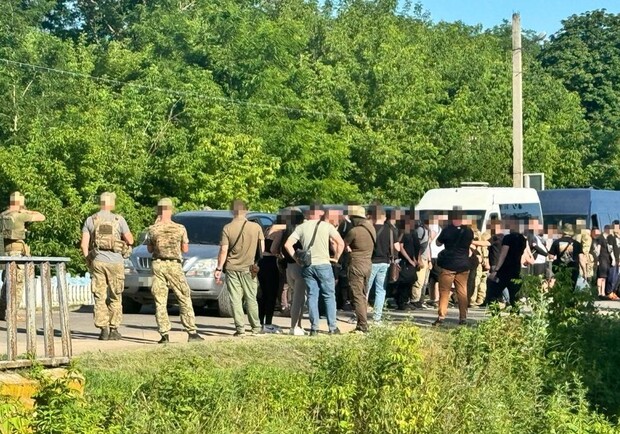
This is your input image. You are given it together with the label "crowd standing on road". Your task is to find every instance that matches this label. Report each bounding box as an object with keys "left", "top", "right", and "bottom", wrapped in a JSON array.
[{"left": 2, "top": 192, "right": 616, "bottom": 341}]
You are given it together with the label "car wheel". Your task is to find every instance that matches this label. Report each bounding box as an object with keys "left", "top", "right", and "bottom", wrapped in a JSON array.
[
  {"left": 217, "top": 286, "right": 234, "bottom": 317},
  {"left": 122, "top": 296, "right": 143, "bottom": 314}
]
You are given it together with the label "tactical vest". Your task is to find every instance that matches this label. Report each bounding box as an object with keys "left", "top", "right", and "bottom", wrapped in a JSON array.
[
  {"left": 92, "top": 214, "right": 122, "bottom": 252},
  {"left": 1, "top": 211, "right": 26, "bottom": 241}
]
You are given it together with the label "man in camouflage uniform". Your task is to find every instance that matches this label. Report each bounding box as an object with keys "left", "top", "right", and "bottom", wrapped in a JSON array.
[
  {"left": 146, "top": 198, "right": 203, "bottom": 343},
  {"left": 469, "top": 227, "right": 491, "bottom": 307},
  {"left": 81, "top": 192, "right": 134, "bottom": 341},
  {"left": 0, "top": 192, "right": 45, "bottom": 321}
]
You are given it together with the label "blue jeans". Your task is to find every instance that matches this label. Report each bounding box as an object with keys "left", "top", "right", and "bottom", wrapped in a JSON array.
[
  {"left": 367, "top": 263, "right": 389, "bottom": 322},
  {"left": 302, "top": 264, "right": 338, "bottom": 332}
]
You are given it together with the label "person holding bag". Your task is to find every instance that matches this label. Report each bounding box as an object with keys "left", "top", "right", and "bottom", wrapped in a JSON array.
[
  {"left": 215, "top": 200, "right": 265, "bottom": 337},
  {"left": 284, "top": 202, "right": 345, "bottom": 336}
]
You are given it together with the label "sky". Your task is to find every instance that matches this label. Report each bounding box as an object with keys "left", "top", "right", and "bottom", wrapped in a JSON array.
[{"left": 419, "top": 0, "right": 620, "bottom": 37}]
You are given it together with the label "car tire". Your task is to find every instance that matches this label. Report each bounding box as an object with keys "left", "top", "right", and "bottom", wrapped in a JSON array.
[
  {"left": 217, "top": 286, "right": 234, "bottom": 317},
  {"left": 122, "top": 296, "right": 143, "bottom": 314}
]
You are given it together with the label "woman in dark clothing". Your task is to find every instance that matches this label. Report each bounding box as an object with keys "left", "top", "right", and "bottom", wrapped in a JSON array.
[
  {"left": 395, "top": 214, "right": 420, "bottom": 310},
  {"left": 592, "top": 228, "right": 609, "bottom": 299},
  {"left": 433, "top": 209, "right": 474, "bottom": 326},
  {"left": 257, "top": 214, "right": 285, "bottom": 331}
]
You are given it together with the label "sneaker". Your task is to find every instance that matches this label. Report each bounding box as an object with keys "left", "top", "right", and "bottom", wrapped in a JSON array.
[
  {"left": 158, "top": 334, "right": 169, "bottom": 344},
  {"left": 289, "top": 326, "right": 307, "bottom": 336},
  {"left": 98, "top": 327, "right": 110, "bottom": 341},
  {"left": 309, "top": 329, "right": 319, "bottom": 336},
  {"left": 188, "top": 333, "right": 204, "bottom": 342},
  {"left": 432, "top": 319, "right": 444, "bottom": 327},
  {"left": 458, "top": 319, "right": 467, "bottom": 326},
  {"left": 108, "top": 328, "right": 122, "bottom": 341},
  {"left": 233, "top": 331, "right": 246, "bottom": 337},
  {"left": 263, "top": 324, "right": 283, "bottom": 334},
  {"left": 351, "top": 327, "right": 368, "bottom": 334},
  {"left": 328, "top": 328, "right": 342, "bottom": 335},
  {"left": 413, "top": 302, "right": 429, "bottom": 310}
]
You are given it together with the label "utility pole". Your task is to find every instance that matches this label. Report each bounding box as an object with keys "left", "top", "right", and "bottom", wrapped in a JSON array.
[{"left": 512, "top": 12, "right": 523, "bottom": 188}]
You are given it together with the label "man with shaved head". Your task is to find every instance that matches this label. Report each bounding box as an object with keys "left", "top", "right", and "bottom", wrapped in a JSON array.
[
  {"left": 0, "top": 191, "right": 45, "bottom": 320},
  {"left": 81, "top": 192, "right": 134, "bottom": 341}
]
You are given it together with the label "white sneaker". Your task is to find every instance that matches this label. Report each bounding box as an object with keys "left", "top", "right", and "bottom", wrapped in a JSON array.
[{"left": 290, "top": 326, "right": 306, "bottom": 336}]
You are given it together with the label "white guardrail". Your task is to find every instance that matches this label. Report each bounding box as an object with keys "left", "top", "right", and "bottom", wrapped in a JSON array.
[{"left": 2, "top": 273, "right": 94, "bottom": 309}]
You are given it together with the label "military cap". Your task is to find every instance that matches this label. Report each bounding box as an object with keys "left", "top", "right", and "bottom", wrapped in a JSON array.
[
  {"left": 10, "top": 191, "right": 25, "bottom": 203},
  {"left": 157, "top": 198, "right": 174, "bottom": 208},
  {"left": 99, "top": 192, "right": 116, "bottom": 204}
]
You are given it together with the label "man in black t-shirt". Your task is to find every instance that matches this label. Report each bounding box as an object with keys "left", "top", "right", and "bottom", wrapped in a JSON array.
[
  {"left": 549, "top": 223, "right": 586, "bottom": 288},
  {"left": 433, "top": 209, "right": 474, "bottom": 325},
  {"left": 487, "top": 218, "right": 527, "bottom": 306},
  {"left": 395, "top": 214, "right": 421, "bottom": 310},
  {"left": 366, "top": 205, "right": 399, "bottom": 322}
]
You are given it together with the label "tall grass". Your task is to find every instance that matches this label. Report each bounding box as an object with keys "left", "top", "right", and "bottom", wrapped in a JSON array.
[{"left": 2, "top": 273, "right": 620, "bottom": 433}]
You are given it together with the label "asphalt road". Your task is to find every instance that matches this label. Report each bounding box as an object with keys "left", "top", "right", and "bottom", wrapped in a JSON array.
[
  {"left": 1, "top": 303, "right": 488, "bottom": 357},
  {"left": 2, "top": 300, "right": 618, "bottom": 358}
]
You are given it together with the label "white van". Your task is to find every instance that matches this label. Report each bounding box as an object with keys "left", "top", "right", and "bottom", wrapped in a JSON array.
[{"left": 416, "top": 182, "right": 543, "bottom": 230}]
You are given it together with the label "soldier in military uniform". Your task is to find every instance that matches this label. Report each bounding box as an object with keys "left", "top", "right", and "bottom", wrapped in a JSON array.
[
  {"left": 81, "top": 192, "right": 134, "bottom": 341},
  {"left": 469, "top": 227, "right": 491, "bottom": 307},
  {"left": 146, "top": 198, "right": 203, "bottom": 343},
  {"left": 0, "top": 192, "right": 45, "bottom": 320}
]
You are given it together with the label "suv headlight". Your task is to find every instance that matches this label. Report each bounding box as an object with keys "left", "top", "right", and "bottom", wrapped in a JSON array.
[
  {"left": 185, "top": 258, "right": 218, "bottom": 278},
  {"left": 124, "top": 258, "right": 136, "bottom": 274}
]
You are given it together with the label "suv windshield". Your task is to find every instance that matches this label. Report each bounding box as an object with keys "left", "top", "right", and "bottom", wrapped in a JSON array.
[{"left": 172, "top": 215, "right": 231, "bottom": 245}]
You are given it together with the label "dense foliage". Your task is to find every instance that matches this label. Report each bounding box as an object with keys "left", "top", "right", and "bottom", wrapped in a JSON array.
[{"left": 0, "top": 1, "right": 617, "bottom": 265}]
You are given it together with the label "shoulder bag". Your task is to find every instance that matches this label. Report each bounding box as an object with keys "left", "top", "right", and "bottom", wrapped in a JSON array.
[{"left": 294, "top": 221, "right": 321, "bottom": 267}]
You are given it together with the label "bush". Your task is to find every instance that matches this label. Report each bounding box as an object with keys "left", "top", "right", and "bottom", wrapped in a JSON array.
[{"left": 3, "top": 280, "right": 620, "bottom": 433}]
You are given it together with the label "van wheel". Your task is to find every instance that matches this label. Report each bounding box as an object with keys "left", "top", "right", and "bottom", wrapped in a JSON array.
[
  {"left": 217, "top": 286, "right": 233, "bottom": 317},
  {"left": 122, "top": 297, "right": 143, "bottom": 314}
]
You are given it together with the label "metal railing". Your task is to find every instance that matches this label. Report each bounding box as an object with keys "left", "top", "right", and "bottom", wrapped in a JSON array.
[{"left": 1, "top": 256, "right": 72, "bottom": 370}]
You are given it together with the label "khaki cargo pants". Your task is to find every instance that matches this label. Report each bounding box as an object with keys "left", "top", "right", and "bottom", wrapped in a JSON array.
[{"left": 91, "top": 260, "right": 124, "bottom": 329}]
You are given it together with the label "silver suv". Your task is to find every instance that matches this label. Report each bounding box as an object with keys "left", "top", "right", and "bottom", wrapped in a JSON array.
[{"left": 123, "top": 210, "right": 275, "bottom": 316}]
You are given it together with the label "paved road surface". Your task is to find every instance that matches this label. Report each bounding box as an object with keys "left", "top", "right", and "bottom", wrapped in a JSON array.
[
  {"left": 2, "top": 300, "right": 618, "bottom": 357},
  {"left": 1, "top": 304, "right": 488, "bottom": 357}
]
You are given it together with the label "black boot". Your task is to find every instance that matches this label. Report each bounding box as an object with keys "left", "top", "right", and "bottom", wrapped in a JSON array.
[
  {"left": 158, "top": 334, "right": 169, "bottom": 344},
  {"left": 98, "top": 327, "right": 110, "bottom": 341},
  {"left": 188, "top": 333, "right": 204, "bottom": 342},
  {"left": 108, "top": 328, "right": 122, "bottom": 340}
]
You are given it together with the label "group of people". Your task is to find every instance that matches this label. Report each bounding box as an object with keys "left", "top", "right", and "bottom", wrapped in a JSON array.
[{"left": 0, "top": 192, "right": 607, "bottom": 341}]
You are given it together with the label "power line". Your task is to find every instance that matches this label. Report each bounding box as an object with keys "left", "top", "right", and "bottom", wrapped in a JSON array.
[{"left": 0, "top": 57, "right": 411, "bottom": 124}]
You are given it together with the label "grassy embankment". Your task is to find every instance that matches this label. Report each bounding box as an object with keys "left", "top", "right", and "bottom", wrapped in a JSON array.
[{"left": 3, "top": 274, "right": 620, "bottom": 433}]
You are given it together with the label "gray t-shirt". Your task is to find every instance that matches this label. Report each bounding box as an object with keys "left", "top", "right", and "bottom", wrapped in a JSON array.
[
  {"left": 416, "top": 225, "right": 430, "bottom": 261},
  {"left": 288, "top": 219, "right": 340, "bottom": 266},
  {"left": 82, "top": 211, "right": 130, "bottom": 263}
]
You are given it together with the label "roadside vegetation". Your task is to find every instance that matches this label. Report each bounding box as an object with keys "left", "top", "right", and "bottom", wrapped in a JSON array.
[{"left": 3, "top": 275, "right": 620, "bottom": 433}]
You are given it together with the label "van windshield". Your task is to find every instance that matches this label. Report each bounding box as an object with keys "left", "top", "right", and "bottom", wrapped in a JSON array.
[
  {"left": 424, "top": 210, "right": 486, "bottom": 230},
  {"left": 172, "top": 215, "right": 231, "bottom": 245},
  {"left": 499, "top": 203, "right": 543, "bottom": 222}
]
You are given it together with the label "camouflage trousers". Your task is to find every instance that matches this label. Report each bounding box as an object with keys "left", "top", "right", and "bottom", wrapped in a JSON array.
[
  {"left": 0, "top": 251, "right": 28, "bottom": 320},
  {"left": 90, "top": 260, "right": 124, "bottom": 329},
  {"left": 151, "top": 259, "right": 197, "bottom": 334},
  {"left": 469, "top": 263, "right": 487, "bottom": 305}
]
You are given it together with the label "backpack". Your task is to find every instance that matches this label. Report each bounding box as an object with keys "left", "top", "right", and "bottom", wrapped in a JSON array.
[
  {"left": 417, "top": 224, "right": 429, "bottom": 253},
  {"left": 1, "top": 211, "right": 25, "bottom": 241},
  {"left": 92, "top": 215, "right": 121, "bottom": 252}
]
